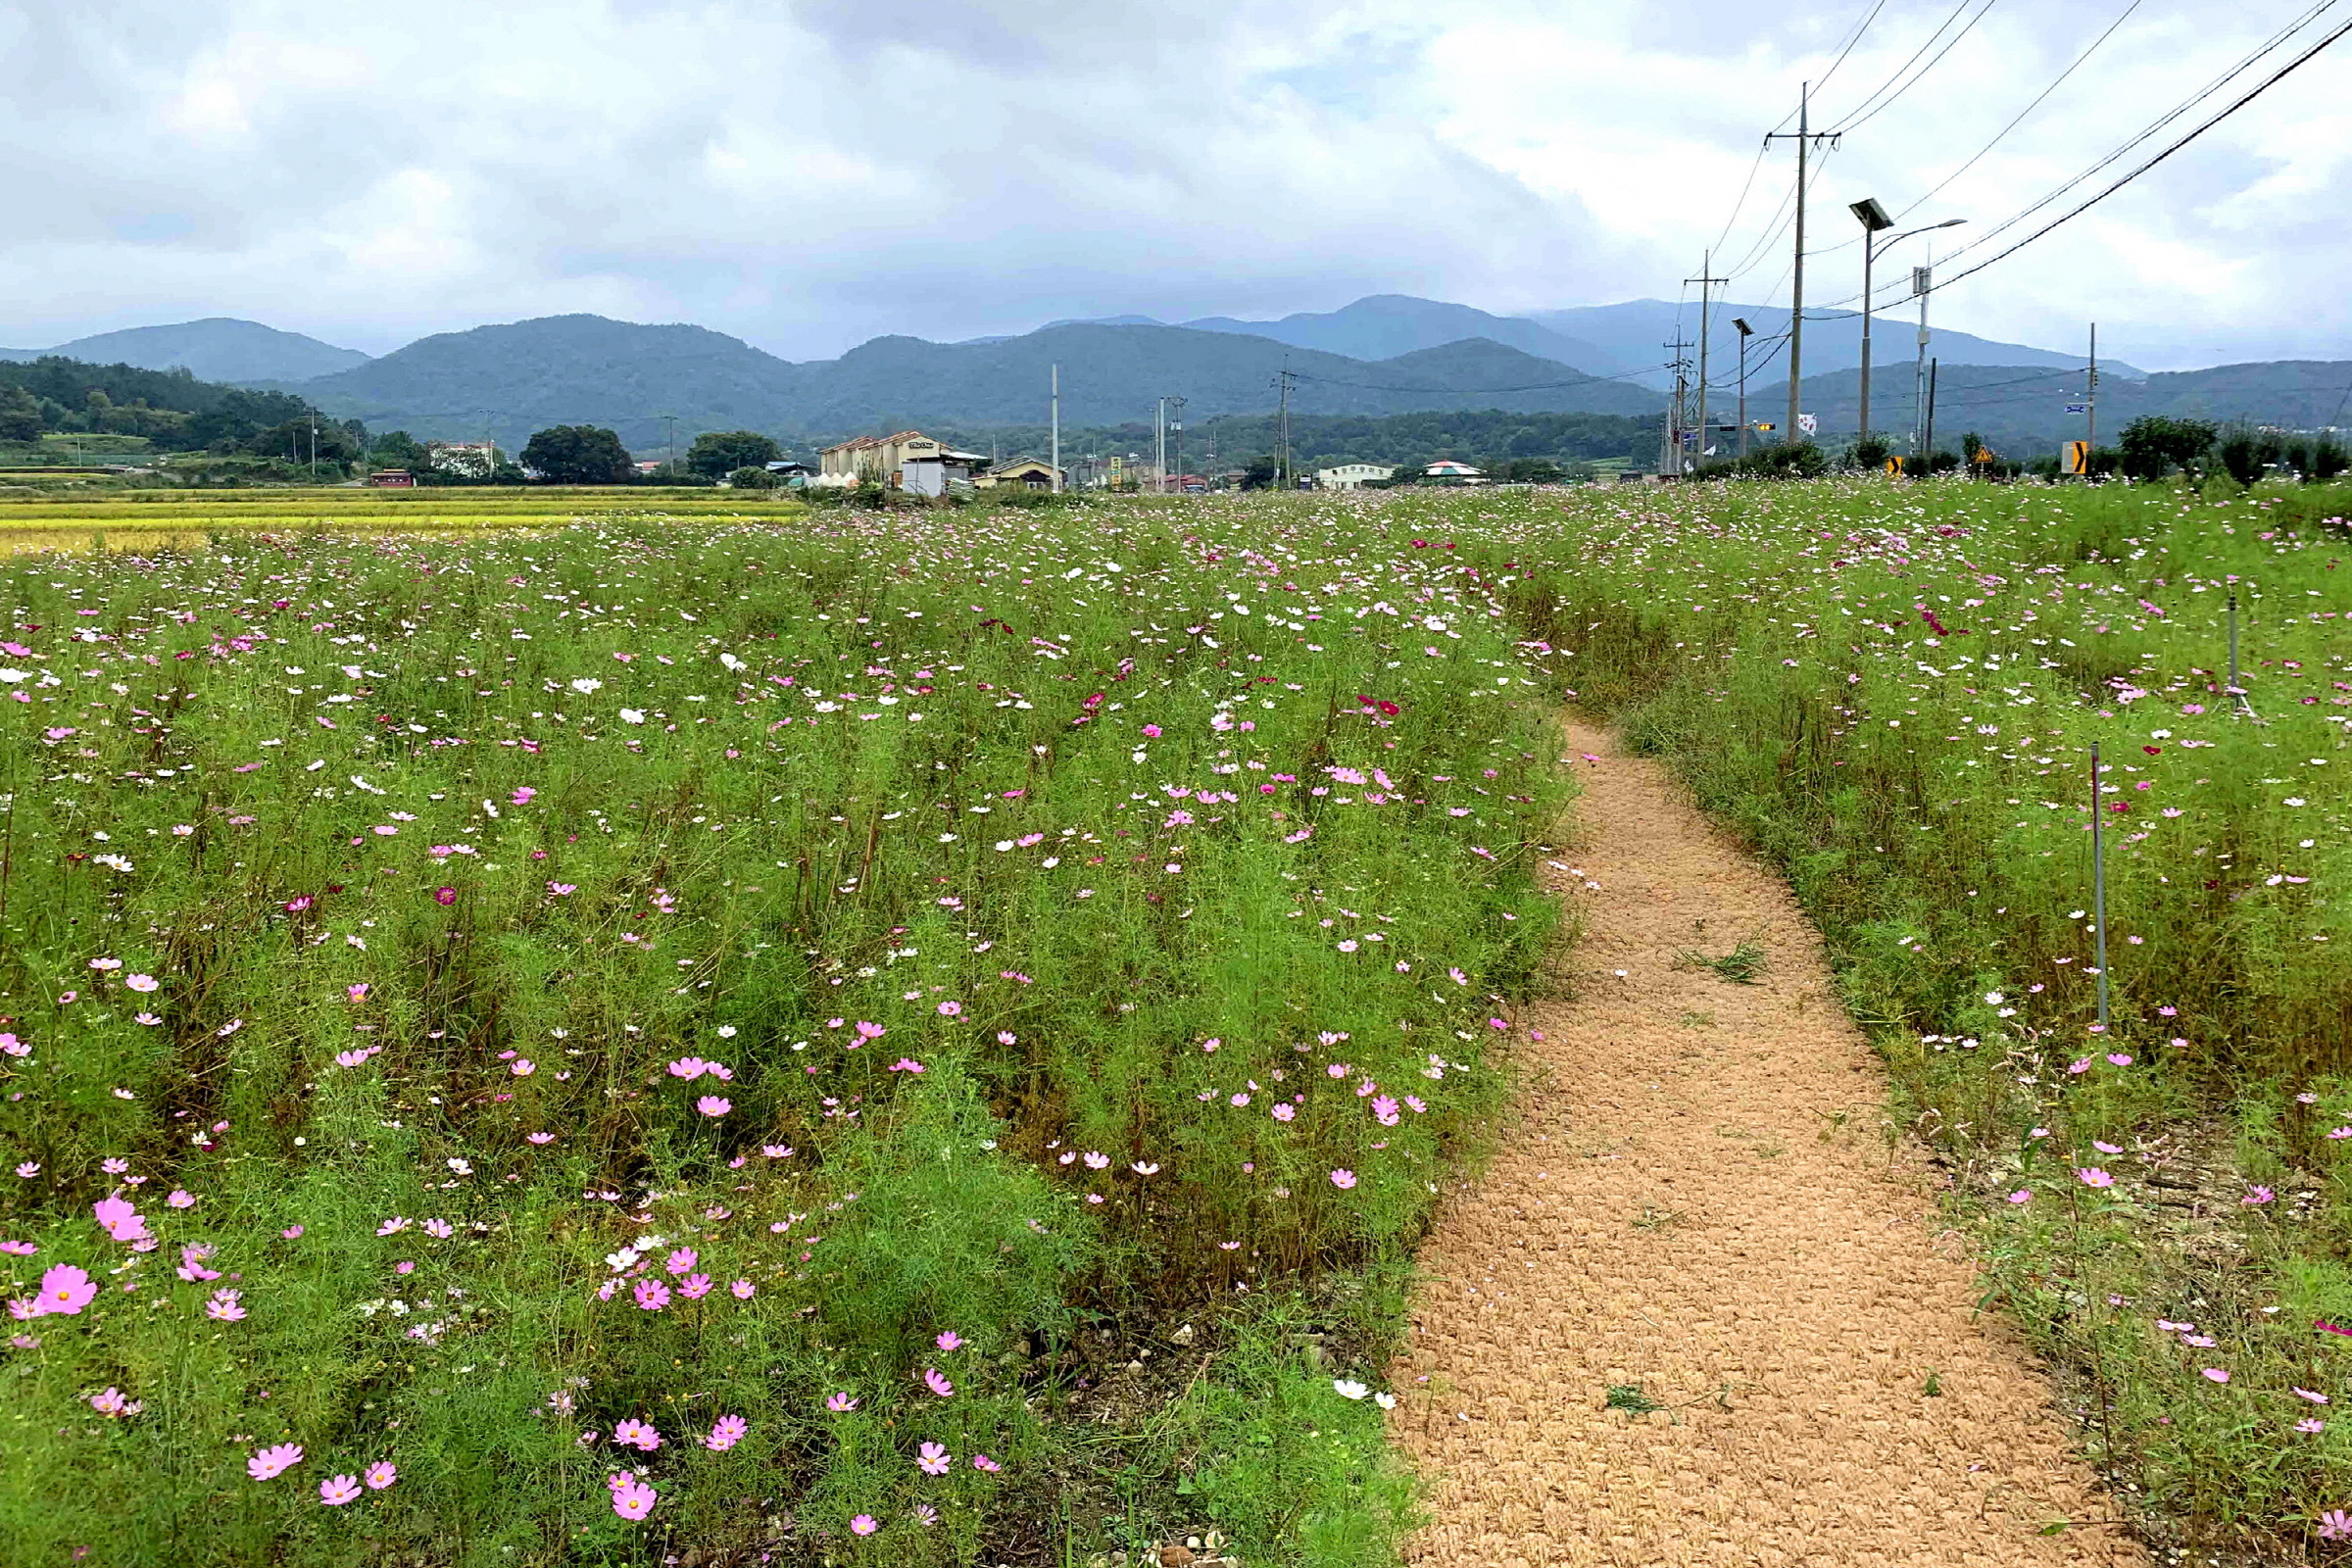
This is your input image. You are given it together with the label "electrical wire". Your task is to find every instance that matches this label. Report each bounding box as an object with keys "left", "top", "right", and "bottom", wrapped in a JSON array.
[
  {"left": 1838, "top": 0, "right": 2002, "bottom": 134},
  {"left": 1821, "top": 0, "right": 1983, "bottom": 131},
  {"left": 1936, "top": 0, "right": 2345, "bottom": 269},
  {"left": 1887, "top": 0, "right": 2146, "bottom": 225},
  {"left": 1929, "top": 10, "right": 2352, "bottom": 295}
]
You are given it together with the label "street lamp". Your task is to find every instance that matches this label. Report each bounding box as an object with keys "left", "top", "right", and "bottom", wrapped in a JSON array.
[
  {"left": 1849, "top": 200, "right": 1963, "bottom": 456},
  {"left": 1732, "top": 318, "right": 1755, "bottom": 459}
]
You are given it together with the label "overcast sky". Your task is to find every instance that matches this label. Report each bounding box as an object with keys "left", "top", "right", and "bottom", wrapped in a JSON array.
[{"left": 2, "top": 0, "right": 2346, "bottom": 370}]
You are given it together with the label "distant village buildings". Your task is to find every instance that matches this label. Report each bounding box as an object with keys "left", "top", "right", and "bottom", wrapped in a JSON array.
[
  {"left": 816, "top": 431, "right": 991, "bottom": 496},
  {"left": 1314, "top": 463, "right": 1395, "bottom": 490}
]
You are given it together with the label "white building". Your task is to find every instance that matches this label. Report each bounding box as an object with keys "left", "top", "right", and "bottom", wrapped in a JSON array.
[{"left": 1315, "top": 463, "right": 1396, "bottom": 490}]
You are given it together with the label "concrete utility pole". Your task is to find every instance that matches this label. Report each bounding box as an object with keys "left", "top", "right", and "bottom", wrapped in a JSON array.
[
  {"left": 1913, "top": 262, "right": 1934, "bottom": 458},
  {"left": 2086, "top": 322, "right": 2099, "bottom": 458},
  {"left": 1765, "top": 85, "right": 1838, "bottom": 446},
  {"left": 1169, "top": 396, "right": 1186, "bottom": 494},
  {"left": 1686, "top": 255, "right": 1729, "bottom": 465},
  {"left": 1732, "top": 318, "right": 1755, "bottom": 458},
  {"left": 1154, "top": 398, "right": 1168, "bottom": 493},
  {"left": 1050, "top": 365, "right": 1061, "bottom": 494},
  {"left": 661, "top": 414, "right": 677, "bottom": 477},
  {"left": 1660, "top": 336, "right": 1692, "bottom": 474},
  {"left": 1275, "top": 367, "right": 1295, "bottom": 489}
]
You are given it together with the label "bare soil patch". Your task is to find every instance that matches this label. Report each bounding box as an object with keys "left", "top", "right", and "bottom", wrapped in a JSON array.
[{"left": 1390, "top": 718, "right": 2146, "bottom": 1567}]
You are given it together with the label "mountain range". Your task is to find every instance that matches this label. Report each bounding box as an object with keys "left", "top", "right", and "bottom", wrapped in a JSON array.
[
  {"left": 250, "top": 315, "right": 1660, "bottom": 452},
  {"left": 9, "top": 295, "right": 2341, "bottom": 462},
  {"left": 0, "top": 318, "right": 369, "bottom": 383}
]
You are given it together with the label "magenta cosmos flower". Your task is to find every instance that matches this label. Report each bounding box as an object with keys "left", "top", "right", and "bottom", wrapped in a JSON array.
[
  {"left": 247, "top": 1443, "right": 303, "bottom": 1481},
  {"left": 611, "top": 1477, "right": 656, "bottom": 1520},
  {"left": 35, "top": 1264, "right": 96, "bottom": 1316},
  {"left": 1330, "top": 1169, "right": 1357, "bottom": 1190},
  {"left": 851, "top": 1514, "right": 878, "bottom": 1536},
  {"left": 318, "top": 1474, "right": 363, "bottom": 1506},
  {"left": 696, "top": 1096, "right": 731, "bottom": 1117},
  {"left": 705, "top": 1414, "right": 748, "bottom": 1450},
  {"left": 916, "top": 1442, "right": 952, "bottom": 1475}
]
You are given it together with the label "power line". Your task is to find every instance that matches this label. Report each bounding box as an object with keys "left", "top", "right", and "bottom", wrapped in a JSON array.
[
  {"left": 1821, "top": 0, "right": 1984, "bottom": 131},
  {"left": 1936, "top": 0, "right": 2346, "bottom": 270},
  {"left": 1929, "top": 10, "right": 2352, "bottom": 295},
  {"left": 1888, "top": 0, "right": 2147, "bottom": 225},
  {"left": 1835, "top": 0, "right": 2001, "bottom": 135}
]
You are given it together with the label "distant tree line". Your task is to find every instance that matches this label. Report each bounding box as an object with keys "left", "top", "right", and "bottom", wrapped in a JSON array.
[
  {"left": 0, "top": 357, "right": 352, "bottom": 460},
  {"left": 1691, "top": 415, "right": 2350, "bottom": 485}
]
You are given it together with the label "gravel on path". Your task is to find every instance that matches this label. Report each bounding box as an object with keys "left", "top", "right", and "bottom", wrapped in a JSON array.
[{"left": 1391, "top": 717, "right": 2143, "bottom": 1568}]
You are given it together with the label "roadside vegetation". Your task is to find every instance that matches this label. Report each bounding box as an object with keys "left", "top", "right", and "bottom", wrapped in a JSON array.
[{"left": 1418, "top": 474, "right": 2351, "bottom": 1554}]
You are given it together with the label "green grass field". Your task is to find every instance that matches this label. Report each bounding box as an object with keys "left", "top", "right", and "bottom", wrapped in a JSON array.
[{"left": 3, "top": 478, "right": 2349, "bottom": 1561}]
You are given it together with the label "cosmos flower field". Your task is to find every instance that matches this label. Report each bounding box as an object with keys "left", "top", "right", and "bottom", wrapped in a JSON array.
[
  {"left": 4, "top": 476, "right": 2349, "bottom": 1561},
  {"left": 0, "top": 509, "right": 1564, "bottom": 1565}
]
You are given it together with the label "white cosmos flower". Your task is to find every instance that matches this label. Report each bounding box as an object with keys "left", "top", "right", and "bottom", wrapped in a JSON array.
[
  {"left": 1332, "top": 1379, "right": 1369, "bottom": 1400},
  {"left": 570, "top": 677, "right": 603, "bottom": 695},
  {"left": 618, "top": 709, "right": 646, "bottom": 724}
]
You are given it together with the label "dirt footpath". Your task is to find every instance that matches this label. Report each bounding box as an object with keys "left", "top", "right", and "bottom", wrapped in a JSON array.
[{"left": 1391, "top": 718, "right": 2141, "bottom": 1568}]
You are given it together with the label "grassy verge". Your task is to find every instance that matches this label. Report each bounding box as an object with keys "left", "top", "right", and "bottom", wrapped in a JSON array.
[
  {"left": 0, "top": 507, "right": 1567, "bottom": 1565},
  {"left": 1381, "top": 475, "right": 2351, "bottom": 1555}
]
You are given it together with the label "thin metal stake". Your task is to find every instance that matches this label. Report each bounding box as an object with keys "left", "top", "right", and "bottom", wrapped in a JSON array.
[
  {"left": 2090, "top": 741, "right": 2110, "bottom": 1034},
  {"left": 2227, "top": 593, "right": 2254, "bottom": 715}
]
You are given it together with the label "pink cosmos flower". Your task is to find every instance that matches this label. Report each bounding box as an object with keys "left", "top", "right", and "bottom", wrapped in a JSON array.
[
  {"left": 1330, "top": 1169, "right": 1358, "bottom": 1190},
  {"left": 0, "top": 1241, "right": 32, "bottom": 1256},
  {"left": 705, "top": 1414, "right": 748, "bottom": 1451},
  {"left": 851, "top": 1515, "right": 878, "bottom": 1536},
  {"left": 923, "top": 1367, "right": 954, "bottom": 1397},
  {"left": 1271, "top": 1103, "right": 1296, "bottom": 1122},
  {"left": 888, "top": 1058, "right": 925, "bottom": 1074},
  {"left": 972, "top": 1453, "right": 1002, "bottom": 1473},
  {"left": 510, "top": 787, "right": 536, "bottom": 806},
  {"left": 613, "top": 1418, "right": 661, "bottom": 1451},
  {"left": 2007, "top": 1191, "right": 2034, "bottom": 1204},
  {"left": 36, "top": 1264, "right": 96, "bottom": 1316},
  {"left": 166, "top": 1189, "right": 195, "bottom": 1208},
  {"left": 632, "top": 1279, "right": 670, "bottom": 1311},
  {"left": 667, "top": 1057, "right": 707, "bottom": 1079},
  {"left": 665, "top": 1248, "right": 698, "bottom": 1275},
  {"left": 365, "top": 1461, "right": 397, "bottom": 1490},
  {"left": 206, "top": 1289, "right": 247, "bottom": 1322},
  {"left": 2323, "top": 1509, "right": 2352, "bottom": 1540},
  {"left": 510, "top": 1059, "right": 534, "bottom": 1076},
  {"left": 2076, "top": 1167, "right": 2115, "bottom": 1189},
  {"left": 247, "top": 1443, "right": 303, "bottom": 1481},
  {"left": 917, "top": 1442, "right": 952, "bottom": 1475},
  {"left": 2296, "top": 1388, "right": 2331, "bottom": 1404},
  {"left": 678, "top": 1273, "right": 713, "bottom": 1299},
  {"left": 937, "top": 1001, "right": 962, "bottom": 1017},
  {"left": 696, "top": 1096, "right": 731, "bottom": 1117},
  {"left": 826, "top": 1392, "right": 858, "bottom": 1412},
  {"left": 611, "top": 1478, "right": 656, "bottom": 1520},
  {"left": 433, "top": 886, "right": 458, "bottom": 906},
  {"left": 936, "top": 1330, "right": 963, "bottom": 1350},
  {"left": 93, "top": 1195, "right": 148, "bottom": 1244},
  {"left": 125, "top": 974, "right": 159, "bottom": 993},
  {"left": 319, "top": 1474, "right": 363, "bottom": 1506},
  {"left": 2202, "top": 1368, "right": 2230, "bottom": 1384},
  {"left": 728, "top": 1277, "right": 755, "bottom": 1298}
]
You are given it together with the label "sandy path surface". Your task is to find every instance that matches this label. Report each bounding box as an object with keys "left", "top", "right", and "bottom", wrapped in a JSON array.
[{"left": 1391, "top": 718, "right": 2141, "bottom": 1568}]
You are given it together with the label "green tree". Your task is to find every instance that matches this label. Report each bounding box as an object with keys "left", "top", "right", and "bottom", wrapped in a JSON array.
[
  {"left": 0, "top": 386, "right": 44, "bottom": 443},
  {"left": 686, "top": 430, "right": 780, "bottom": 478},
  {"left": 369, "top": 430, "right": 432, "bottom": 470},
  {"left": 2117, "top": 416, "right": 2217, "bottom": 481},
  {"left": 726, "top": 465, "right": 780, "bottom": 490},
  {"left": 520, "top": 425, "right": 635, "bottom": 485}
]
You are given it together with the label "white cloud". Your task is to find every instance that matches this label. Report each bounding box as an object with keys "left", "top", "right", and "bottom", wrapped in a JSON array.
[{"left": 0, "top": 0, "right": 2341, "bottom": 369}]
